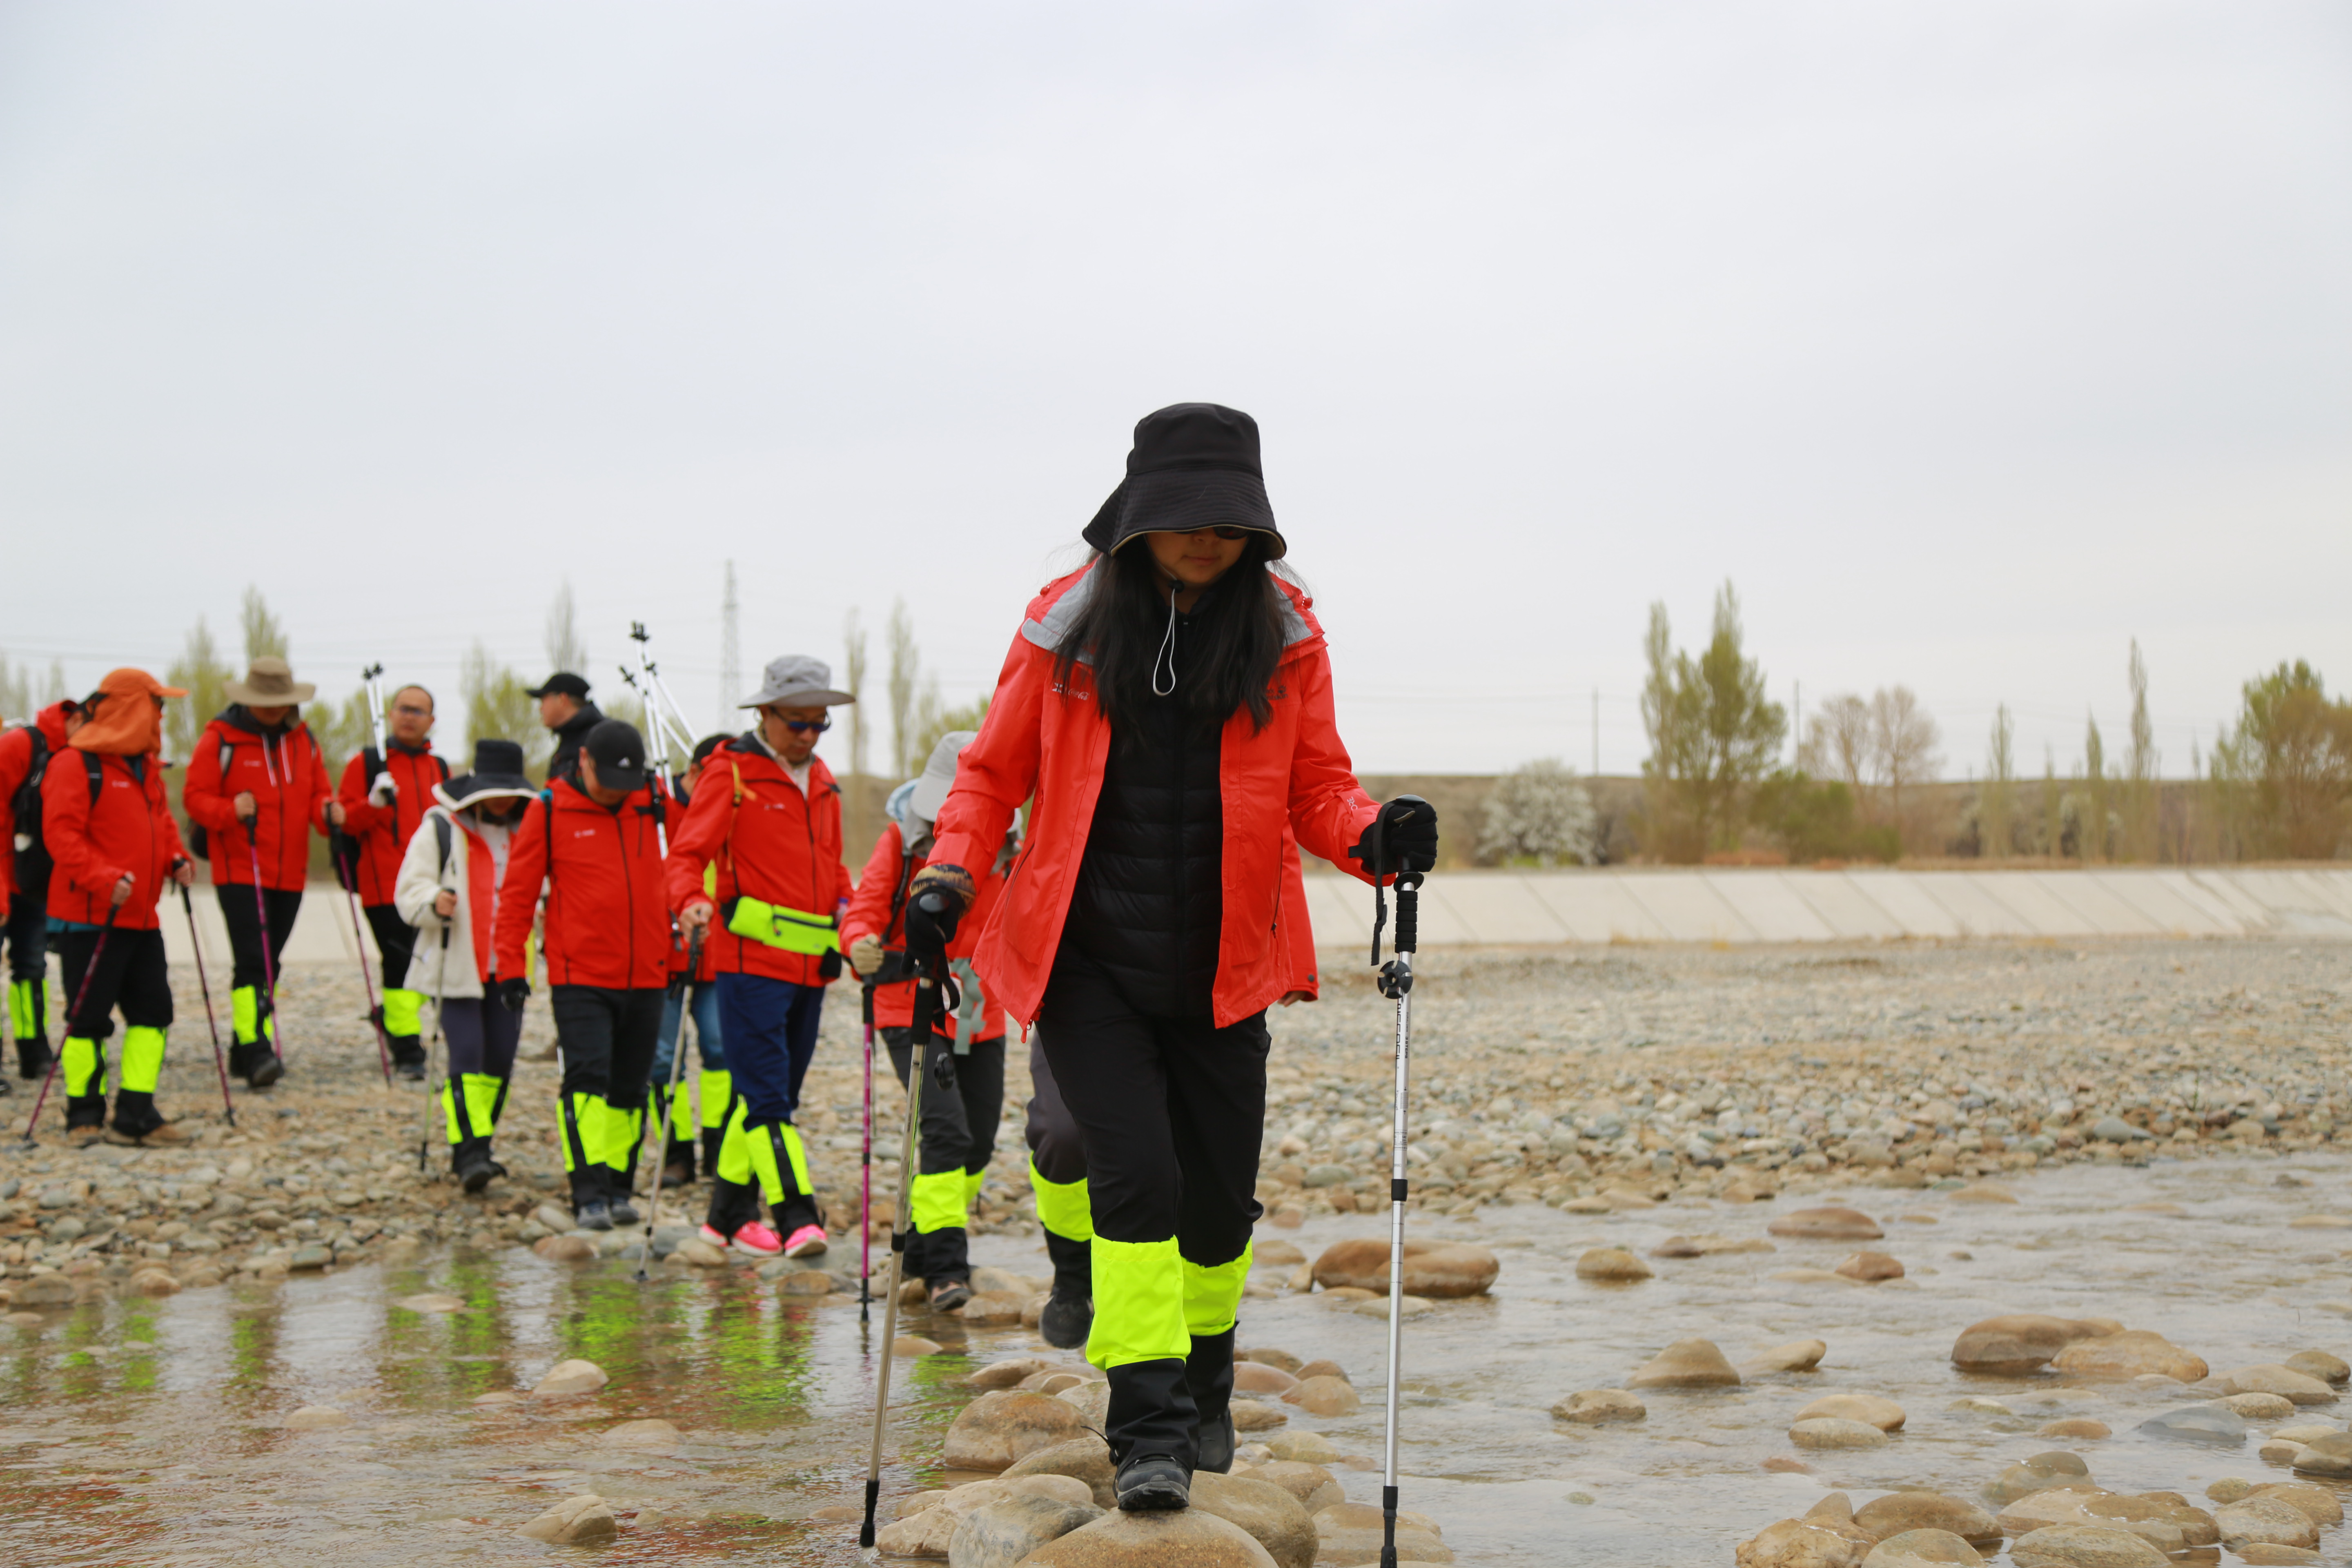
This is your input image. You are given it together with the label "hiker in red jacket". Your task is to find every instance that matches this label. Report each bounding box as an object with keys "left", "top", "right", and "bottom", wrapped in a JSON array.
[
  {"left": 0, "top": 697, "right": 82, "bottom": 1084},
  {"left": 182, "top": 657, "right": 343, "bottom": 1087},
  {"left": 669, "top": 655, "right": 853, "bottom": 1261},
  {"left": 495, "top": 720, "right": 675, "bottom": 1231},
  {"left": 333, "top": 683, "right": 448, "bottom": 1080},
  {"left": 41, "top": 669, "right": 196, "bottom": 1145},
  {"left": 913, "top": 403, "right": 1437, "bottom": 1510},
  {"left": 842, "top": 731, "right": 1012, "bottom": 1310}
]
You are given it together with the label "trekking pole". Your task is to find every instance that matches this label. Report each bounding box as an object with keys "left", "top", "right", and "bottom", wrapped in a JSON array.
[
  {"left": 334, "top": 836, "right": 396, "bottom": 1087},
  {"left": 21, "top": 902, "right": 120, "bottom": 1145},
  {"left": 1370, "top": 804, "right": 1427, "bottom": 1568},
  {"left": 238, "top": 811, "right": 285, "bottom": 1069},
  {"left": 860, "top": 894, "right": 949, "bottom": 1550},
  {"left": 179, "top": 881, "right": 235, "bottom": 1128},
  {"left": 417, "top": 921, "right": 450, "bottom": 1174},
  {"left": 635, "top": 926, "right": 702, "bottom": 1284},
  {"left": 860, "top": 979, "right": 876, "bottom": 1327}
]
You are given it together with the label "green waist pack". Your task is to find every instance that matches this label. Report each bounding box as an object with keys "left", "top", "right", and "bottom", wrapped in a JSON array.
[{"left": 723, "top": 896, "right": 841, "bottom": 956}]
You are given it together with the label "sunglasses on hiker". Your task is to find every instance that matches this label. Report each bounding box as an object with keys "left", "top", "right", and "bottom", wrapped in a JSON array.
[{"left": 762, "top": 711, "right": 831, "bottom": 734}]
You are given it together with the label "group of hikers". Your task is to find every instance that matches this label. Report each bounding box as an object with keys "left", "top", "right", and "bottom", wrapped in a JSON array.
[{"left": 0, "top": 403, "right": 1438, "bottom": 1512}]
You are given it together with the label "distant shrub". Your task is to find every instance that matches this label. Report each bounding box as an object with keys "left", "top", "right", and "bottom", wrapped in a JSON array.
[{"left": 1478, "top": 758, "right": 1596, "bottom": 867}]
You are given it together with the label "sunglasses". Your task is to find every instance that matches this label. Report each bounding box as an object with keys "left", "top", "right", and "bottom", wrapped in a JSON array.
[
  {"left": 392, "top": 704, "right": 432, "bottom": 717},
  {"left": 768, "top": 715, "right": 831, "bottom": 734}
]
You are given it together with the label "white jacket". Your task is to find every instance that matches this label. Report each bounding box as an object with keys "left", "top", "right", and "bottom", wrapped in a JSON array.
[{"left": 392, "top": 803, "right": 516, "bottom": 1001}]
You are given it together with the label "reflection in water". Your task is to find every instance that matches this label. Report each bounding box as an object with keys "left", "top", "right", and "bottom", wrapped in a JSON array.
[{"left": 5, "top": 1152, "right": 2352, "bottom": 1564}]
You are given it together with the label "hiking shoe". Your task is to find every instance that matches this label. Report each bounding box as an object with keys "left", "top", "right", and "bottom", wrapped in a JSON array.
[
  {"left": 453, "top": 1140, "right": 500, "bottom": 1195},
  {"left": 782, "top": 1223, "right": 828, "bottom": 1259},
  {"left": 1040, "top": 1290, "right": 1094, "bottom": 1350},
  {"left": 106, "top": 1120, "right": 190, "bottom": 1147},
  {"left": 575, "top": 1198, "right": 613, "bottom": 1232},
  {"left": 1194, "top": 1408, "right": 1236, "bottom": 1474},
  {"left": 245, "top": 1051, "right": 285, "bottom": 1089},
  {"left": 608, "top": 1193, "right": 641, "bottom": 1227},
  {"left": 702, "top": 1220, "right": 781, "bottom": 1257},
  {"left": 390, "top": 1043, "right": 427, "bottom": 1081},
  {"left": 17, "top": 1043, "right": 51, "bottom": 1081},
  {"left": 929, "top": 1278, "right": 973, "bottom": 1312},
  {"left": 1114, "top": 1455, "right": 1191, "bottom": 1512}
]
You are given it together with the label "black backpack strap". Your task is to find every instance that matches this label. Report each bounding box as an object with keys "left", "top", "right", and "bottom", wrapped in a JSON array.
[
  {"left": 433, "top": 813, "right": 454, "bottom": 880},
  {"left": 84, "top": 750, "right": 106, "bottom": 801}
]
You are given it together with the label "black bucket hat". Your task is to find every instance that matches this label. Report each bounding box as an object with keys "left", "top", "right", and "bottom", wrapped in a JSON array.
[
  {"left": 434, "top": 739, "right": 539, "bottom": 811},
  {"left": 1081, "top": 402, "right": 1285, "bottom": 559}
]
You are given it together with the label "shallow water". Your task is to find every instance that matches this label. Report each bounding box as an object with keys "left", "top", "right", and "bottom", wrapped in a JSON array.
[{"left": 7, "top": 1147, "right": 2352, "bottom": 1565}]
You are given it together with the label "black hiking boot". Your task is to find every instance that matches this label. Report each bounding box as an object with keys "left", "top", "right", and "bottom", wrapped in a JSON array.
[
  {"left": 662, "top": 1133, "right": 696, "bottom": 1189},
  {"left": 1114, "top": 1455, "right": 1191, "bottom": 1512},
  {"left": 453, "top": 1138, "right": 500, "bottom": 1194},
  {"left": 1040, "top": 1229, "right": 1094, "bottom": 1350},
  {"left": 64, "top": 1094, "right": 107, "bottom": 1147},
  {"left": 1185, "top": 1327, "right": 1238, "bottom": 1474},
  {"left": 605, "top": 1167, "right": 640, "bottom": 1228},
  {"left": 570, "top": 1168, "right": 612, "bottom": 1230},
  {"left": 388, "top": 1036, "right": 427, "bottom": 1081}
]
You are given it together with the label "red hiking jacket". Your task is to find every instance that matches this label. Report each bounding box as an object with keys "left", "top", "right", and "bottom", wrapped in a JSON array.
[
  {"left": 929, "top": 563, "right": 1380, "bottom": 1029},
  {"left": 334, "top": 743, "right": 449, "bottom": 906},
  {"left": 43, "top": 750, "right": 185, "bottom": 931},
  {"left": 495, "top": 780, "right": 677, "bottom": 991},
  {"left": 842, "top": 820, "right": 1011, "bottom": 1034},
  {"left": 183, "top": 711, "right": 334, "bottom": 891},
  {"left": 0, "top": 703, "right": 78, "bottom": 900},
  {"left": 665, "top": 739, "right": 847, "bottom": 988}
]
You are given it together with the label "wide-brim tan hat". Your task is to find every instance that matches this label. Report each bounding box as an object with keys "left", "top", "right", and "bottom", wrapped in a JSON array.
[{"left": 223, "top": 656, "right": 316, "bottom": 706}]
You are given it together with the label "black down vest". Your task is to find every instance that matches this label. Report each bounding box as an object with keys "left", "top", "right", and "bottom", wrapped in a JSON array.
[{"left": 1067, "top": 615, "right": 1225, "bottom": 1017}]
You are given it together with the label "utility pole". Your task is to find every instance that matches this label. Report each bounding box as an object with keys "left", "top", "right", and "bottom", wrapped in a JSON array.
[
  {"left": 719, "top": 560, "right": 740, "bottom": 728},
  {"left": 1590, "top": 687, "right": 1599, "bottom": 778}
]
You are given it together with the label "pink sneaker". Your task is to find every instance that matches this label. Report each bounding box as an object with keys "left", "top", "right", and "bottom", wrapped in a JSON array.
[
  {"left": 783, "top": 1224, "right": 829, "bottom": 1259},
  {"left": 716, "top": 1220, "right": 782, "bottom": 1258}
]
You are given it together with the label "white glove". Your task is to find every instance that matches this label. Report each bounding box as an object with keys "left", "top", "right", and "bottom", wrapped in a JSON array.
[{"left": 368, "top": 773, "right": 398, "bottom": 807}]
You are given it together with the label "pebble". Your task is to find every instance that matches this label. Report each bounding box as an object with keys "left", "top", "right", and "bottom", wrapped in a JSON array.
[
  {"left": 2038, "top": 1418, "right": 2111, "bottom": 1440},
  {"left": 531, "top": 1233, "right": 597, "bottom": 1263},
  {"left": 530, "top": 1203, "right": 574, "bottom": 1233},
  {"left": 1189, "top": 1472, "right": 1316, "bottom": 1568},
  {"left": 1833, "top": 1251, "right": 1904, "bottom": 1282},
  {"left": 11, "top": 1276, "right": 76, "bottom": 1309},
  {"left": 1231, "top": 1399, "right": 1288, "bottom": 1431},
  {"left": 2232, "top": 1546, "right": 2321, "bottom": 1566},
  {"left": 1240, "top": 1348, "right": 1303, "bottom": 1373},
  {"left": 1852, "top": 1491, "right": 1999, "bottom": 1545},
  {"left": 892, "top": 1335, "right": 943, "bottom": 1357},
  {"left": 284, "top": 1405, "right": 352, "bottom": 1430},
  {"left": 1283, "top": 1376, "right": 1360, "bottom": 1417},
  {"left": 1312, "top": 1500, "right": 1449, "bottom": 1566},
  {"left": 949, "top": 1492, "right": 1104, "bottom": 1568},
  {"left": 2283, "top": 1350, "right": 2350, "bottom": 1384},
  {"left": 1552, "top": 1389, "right": 1646, "bottom": 1424},
  {"left": 2272, "top": 1420, "right": 2341, "bottom": 1444},
  {"left": 1650, "top": 1234, "right": 1776, "bottom": 1257},
  {"left": 944, "top": 1390, "right": 1090, "bottom": 1471},
  {"left": 1766, "top": 1207, "right": 1883, "bottom": 1241},
  {"left": 2221, "top": 1391, "right": 2298, "bottom": 1420},
  {"left": 1573, "top": 1247, "right": 1652, "bottom": 1282},
  {"left": 2135, "top": 1405, "right": 2244, "bottom": 1445},
  {"left": 1308, "top": 1239, "right": 1497, "bottom": 1298},
  {"left": 1793, "top": 1393, "right": 1904, "bottom": 1431},
  {"left": 597, "top": 1417, "right": 680, "bottom": 1449},
  {"left": 1294, "top": 1359, "right": 1345, "bottom": 1382},
  {"left": 2215, "top": 1494, "right": 2319, "bottom": 1550},
  {"left": 1261, "top": 1431, "right": 1342, "bottom": 1464},
  {"left": 2290, "top": 1431, "right": 2352, "bottom": 1476},
  {"left": 1019, "top": 1505, "right": 1285, "bottom": 1566},
  {"left": 2206, "top": 1364, "right": 2337, "bottom": 1405},
  {"left": 1949, "top": 1314, "right": 2116, "bottom": 1374},
  {"left": 1984, "top": 1451, "right": 2091, "bottom": 1506},
  {"left": 1859, "top": 1528, "right": 1985, "bottom": 1566},
  {"left": 1789, "top": 1417, "right": 1889, "bottom": 1450},
  {"left": 1740, "top": 1340, "right": 1828, "bottom": 1375},
  {"left": 1948, "top": 1183, "right": 2018, "bottom": 1203},
  {"left": 531, "top": 1358, "right": 609, "bottom": 1397},
  {"left": 1240, "top": 1461, "right": 1343, "bottom": 1514},
  {"left": 2005, "top": 1523, "right": 2166, "bottom": 1567},
  {"left": 1628, "top": 1337, "right": 1741, "bottom": 1389},
  {"left": 287, "top": 1243, "right": 332, "bottom": 1270},
  {"left": 518, "top": 1494, "right": 617, "bottom": 1546},
  {"left": 1253, "top": 1241, "right": 1305, "bottom": 1267},
  {"left": 959, "top": 1289, "right": 1029, "bottom": 1325},
  {"left": 2050, "top": 1331, "right": 2206, "bottom": 1382},
  {"left": 1234, "top": 1362, "right": 1299, "bottom": 1395}
]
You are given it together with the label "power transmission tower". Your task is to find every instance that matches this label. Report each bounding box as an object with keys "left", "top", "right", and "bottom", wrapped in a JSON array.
[{"left": 719, "top": 559, "right": 741, "bottom": 727}]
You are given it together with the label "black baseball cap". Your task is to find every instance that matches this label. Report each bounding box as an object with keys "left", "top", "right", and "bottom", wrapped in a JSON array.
[
  {"left": 583, "top": 719, "right": 649, "bottom": 791},
  {"left": 526, "top": 672, "right": 590, "bottom": 700}
]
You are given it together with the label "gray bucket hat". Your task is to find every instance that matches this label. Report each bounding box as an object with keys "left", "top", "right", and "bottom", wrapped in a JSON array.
[
  {"left": 222, "top": 656, "right": 317, "bottom": 706},
  {"left": 739, "top": 655, "right": 855, "bottom": 709},
  {"left": 907, "top": 731, "right": 974, "bottom": 823}
]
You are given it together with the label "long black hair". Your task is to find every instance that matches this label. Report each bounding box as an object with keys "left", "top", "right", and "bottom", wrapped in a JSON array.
[{"left": 1054, "top": 536, "right": 1290, "bottom": 737}]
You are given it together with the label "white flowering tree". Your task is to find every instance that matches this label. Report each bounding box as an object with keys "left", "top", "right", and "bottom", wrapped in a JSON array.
[{"left": 1478, "top": 758, "right": 1597, "bottom": 866}]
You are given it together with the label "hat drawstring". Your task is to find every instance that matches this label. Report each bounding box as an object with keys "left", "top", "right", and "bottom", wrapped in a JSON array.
[{"left": 1150, "top": 583, "right": 1179, "bottom": 697}]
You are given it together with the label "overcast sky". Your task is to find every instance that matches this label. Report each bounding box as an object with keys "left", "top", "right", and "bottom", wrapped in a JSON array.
[{"left": 3, "top": 2, "right": 2346, "bottom": 779}]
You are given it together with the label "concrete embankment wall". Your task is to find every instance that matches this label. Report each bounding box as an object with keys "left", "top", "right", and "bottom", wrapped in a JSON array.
[
  {"left": 1299, "top": 866, "right": 2352, "bottom": 949},
  {"left": 149, "top": 866, "right": 2352, "bottom": 971}
]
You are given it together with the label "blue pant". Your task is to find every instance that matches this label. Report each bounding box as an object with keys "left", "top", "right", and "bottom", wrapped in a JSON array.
[
  {"left": 650, "top": 979, "right": 725, "bottom": 1087},
  {"left": 715, "top": 971, "right": 823, "bottom": 1127}
]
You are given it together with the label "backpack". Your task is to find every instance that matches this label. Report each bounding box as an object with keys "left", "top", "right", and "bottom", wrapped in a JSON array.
[
  {"left": 12, "top": 744, "right": 114, "bottom": 889},
  {"left": 331, "top": 747, "right": 450, "bottom": 893}
]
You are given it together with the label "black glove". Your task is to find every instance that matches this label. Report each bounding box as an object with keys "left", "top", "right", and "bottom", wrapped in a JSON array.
[
  {"left": 495, "top": 976, "right": 531, "bottom": 1014},
  {"left": 904, "top": 889, "right": 961, "bottom": 963},
  {"left": 1350, "top": 795, "right": 1439, "bottom": 876}
]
